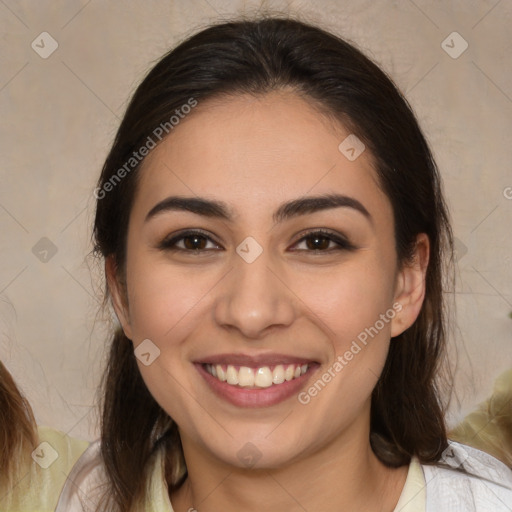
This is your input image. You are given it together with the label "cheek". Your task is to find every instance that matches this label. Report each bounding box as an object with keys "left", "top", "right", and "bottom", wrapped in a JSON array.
[
  {"left": 125, "top": 254, "right": 215, "bottom": 342},
  {"left": 295, "top": 259, "right": 396, "bottom": 348},
  {"left": 124, "top": 255, "right": 214, "bottom": 423},
  {"left": 294, "top": 266, "right": 396, "bottom": 421}
]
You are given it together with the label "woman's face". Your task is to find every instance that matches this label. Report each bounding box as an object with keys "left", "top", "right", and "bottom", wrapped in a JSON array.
[{"left": 109, "top": 90, "right": 427, "bottom": 469}]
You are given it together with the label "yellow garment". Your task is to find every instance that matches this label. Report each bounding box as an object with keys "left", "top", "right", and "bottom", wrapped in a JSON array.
[
  {"left": 0, "top": 425, "right": 89, "bottom": 512},
  {"left": 2, "top": 424, "right": 426, "bottom": 511},
  {"left": 393, "top": 456, "right": 426, "bottom": 512}
]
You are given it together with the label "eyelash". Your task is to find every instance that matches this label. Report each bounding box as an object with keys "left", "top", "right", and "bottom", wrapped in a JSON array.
[{"left": 158, "top": 229, "right": 356, "bottom": 254}]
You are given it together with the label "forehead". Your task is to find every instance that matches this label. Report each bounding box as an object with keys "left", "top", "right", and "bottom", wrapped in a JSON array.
[{"left": 133, "top": 91, "right": 391, "bottom": 224}]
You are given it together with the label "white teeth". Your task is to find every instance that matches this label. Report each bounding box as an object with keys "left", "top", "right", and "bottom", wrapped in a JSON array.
[
  {"left": 238, "top": 366, "right": 255, "bottom": 387},
  {"left": 226, "top": 365, "right": 239, "bottom": 385},
  {"left": 205, "top": 363, "right": 309, "bottom": 388},
  {"left": 272, "top": 365, "right": 285, "bottom": 384},
  {"left": 216, "top": 364, "right": 226, "bottom": 382},
  {"left": 254, "top": 367, "right": 273, "bottom": 388}
]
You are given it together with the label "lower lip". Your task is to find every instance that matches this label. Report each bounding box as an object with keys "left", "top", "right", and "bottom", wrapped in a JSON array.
[{"left": 196, "top": 363, "right": 318, "bottom": 408}]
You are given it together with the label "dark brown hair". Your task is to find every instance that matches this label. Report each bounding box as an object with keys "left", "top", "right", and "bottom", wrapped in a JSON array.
[{"left": 94, "top": 14, "right": 454, "bottom": 510}]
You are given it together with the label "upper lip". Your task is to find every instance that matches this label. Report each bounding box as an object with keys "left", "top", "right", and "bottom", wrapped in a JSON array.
[{"left": 194, "top": 353, "right": 318, "bottom": 367}]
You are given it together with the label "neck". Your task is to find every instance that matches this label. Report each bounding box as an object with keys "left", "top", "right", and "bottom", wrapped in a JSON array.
[{"left": 170, "top": 413, "right": 408, "bottom": 512}]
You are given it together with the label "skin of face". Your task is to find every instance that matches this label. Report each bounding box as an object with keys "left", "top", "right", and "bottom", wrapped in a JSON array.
[{"left": 107, "top": 89, "right": 429, "bottom": 510}]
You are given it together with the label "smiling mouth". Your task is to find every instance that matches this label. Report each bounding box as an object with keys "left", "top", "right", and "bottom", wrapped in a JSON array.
[{"left": 203, "top": 363, "right": 309, "bottom": 388}]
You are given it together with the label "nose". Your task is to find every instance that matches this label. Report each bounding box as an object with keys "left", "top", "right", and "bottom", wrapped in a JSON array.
[{"left": 213, "top": 247, "right": 296, "bottom": 339}]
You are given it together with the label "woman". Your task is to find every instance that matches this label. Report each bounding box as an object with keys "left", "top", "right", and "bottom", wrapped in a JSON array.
[
  {"left": 0, "top": 297, "right": 88, "bottom": 510},
  {"left": 8, "top": 14, "right": 512, "bottom": 511},
  {"left": 0, "top": 360, "right": 87, "bottom": 510}
]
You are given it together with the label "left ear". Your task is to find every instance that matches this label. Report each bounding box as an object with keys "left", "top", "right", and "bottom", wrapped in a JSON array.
[{"left": 390, "top": 233, "right": 430, "bottom": 337}]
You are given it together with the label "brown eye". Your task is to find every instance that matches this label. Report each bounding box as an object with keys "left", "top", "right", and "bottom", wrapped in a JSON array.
[
  {"left": 158, "top": 230, "right": 222, "bottom": 252},
  {"left": 304, "top": 234, "right": 331, "bottom": 250},
  {"left": 291, "top": 230, "right": 356, "bottom": 252},
  {"left": 182, "top": 234, "right": 208, "bottom": 250}
]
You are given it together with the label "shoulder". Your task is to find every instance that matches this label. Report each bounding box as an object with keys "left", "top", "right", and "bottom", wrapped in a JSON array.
[
  {"left": 0, "top": 425, "right": 89, "bottom": 511},
  {"left": 421, "top": 440, "right": 512, "bottom": 512},
  {"left": 36, "top": 425, "right": 90, "bottom": 468},
  {"left": 55, "top": 438, "right": 106, "bottom": 511},
  {"left": 55, "top": 439, "right": 174, "bottom": 511}
]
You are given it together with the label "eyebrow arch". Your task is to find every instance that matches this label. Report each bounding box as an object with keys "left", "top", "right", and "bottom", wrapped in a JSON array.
[{"left": 145, "top": 193, "right": 372, "bottom": 225}]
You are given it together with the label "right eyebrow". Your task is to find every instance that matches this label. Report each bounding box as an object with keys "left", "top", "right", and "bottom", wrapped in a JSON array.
[{"left": 145, "top": 196, "right": 232, "bottom": 223}]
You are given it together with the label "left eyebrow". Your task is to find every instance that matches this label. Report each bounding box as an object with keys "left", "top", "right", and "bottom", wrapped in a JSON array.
[
  {"left": 273, "top": 193, "right": 372, "bottom": 225},
  {"left": 145, "top": 193, "right": 372, "bottom": 226}
]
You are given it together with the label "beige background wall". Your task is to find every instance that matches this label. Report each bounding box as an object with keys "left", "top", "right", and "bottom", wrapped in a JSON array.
[{"left": 0, "top": 0, "right": 511, "bottom": 441}]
